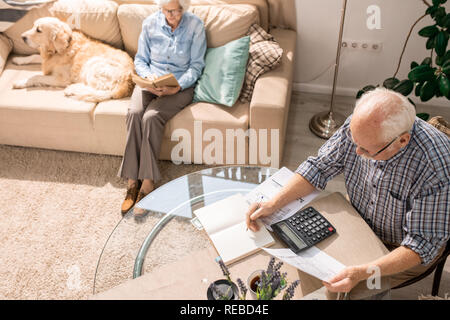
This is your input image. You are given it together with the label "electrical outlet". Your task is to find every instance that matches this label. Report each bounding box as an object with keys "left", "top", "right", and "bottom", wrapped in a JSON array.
[{"left": 342, "top": 40, "right": 382, "bottom": 52}]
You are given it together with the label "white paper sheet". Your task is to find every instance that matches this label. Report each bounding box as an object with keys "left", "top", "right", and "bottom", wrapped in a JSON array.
[
  {"left": 244, "top": 167, "right": 320, "bottom": 231},
  {"left": 262, "top": 246, "right": 346, "bottom": 282}
]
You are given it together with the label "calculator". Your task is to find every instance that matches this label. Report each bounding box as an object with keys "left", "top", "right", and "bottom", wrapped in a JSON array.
[{"left": 271, "top": 206, "right": 336, "bottom": 253}]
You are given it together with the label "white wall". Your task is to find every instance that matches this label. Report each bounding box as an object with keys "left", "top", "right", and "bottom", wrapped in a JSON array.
[{"left": 293, "top": 0, "right": 449, "bottom": 107}]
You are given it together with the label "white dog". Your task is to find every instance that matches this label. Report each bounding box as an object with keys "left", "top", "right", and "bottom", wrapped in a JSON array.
[{"left": 13, "top": 17, "right": 134, "bottom": 102}]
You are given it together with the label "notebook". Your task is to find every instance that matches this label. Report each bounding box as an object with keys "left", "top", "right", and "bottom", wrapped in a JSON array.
[
  {"left": 193, "top": 193, "right": 275, "bottom": 265},
  {"left": 132, "top": 72, "right": 180, "bottom": 89}
]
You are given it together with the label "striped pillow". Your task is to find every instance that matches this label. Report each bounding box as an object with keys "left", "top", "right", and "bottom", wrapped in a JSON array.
[
  {"left": 239, "top": 23, "right": 283, "bottom": 102},
  {"left": 0, "top": 0, "right": 55, "bottom": 32}
]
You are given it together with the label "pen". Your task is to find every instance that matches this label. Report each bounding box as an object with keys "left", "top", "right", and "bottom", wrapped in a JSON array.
[{"left": 247, "top": 195, "right": 264, "bottom": 231}]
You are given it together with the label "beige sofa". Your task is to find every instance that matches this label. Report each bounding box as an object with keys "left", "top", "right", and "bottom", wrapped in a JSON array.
[{"left": 0, "top": 0, "right": 296, "bottom": 167}]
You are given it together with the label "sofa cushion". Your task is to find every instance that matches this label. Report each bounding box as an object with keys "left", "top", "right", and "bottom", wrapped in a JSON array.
[
  {"left": 113, "top": 0, "right": 269, "bottom": 30},
  {"left": 94, "top": 93, "right": 250, "bottom": 160},
  {"left": 0, "top": 57, "right": 98, "bottom": 152},
  {"left": 0, "top": 0, "right": 55, "bottom": 32},
  {"left": 0, "top": 34, "right": 13, "bottom": 75},
  {"left": 4, "top": 0, "right": 122, "bottom": 55},
  {"left": 50, "top": 0, "right": 123, "bottom": 49},
  {"left": 117, "top": 4, "right": 259, "bottom": 57},
  {"left": 193, "top": 36, "right": 250, "bottom": 107},
  {"left": 239, "top": 24, "right": 283, "bottom": 102},
  {"left": 3, "top": 2, "right": 53, "bottom": 55}
]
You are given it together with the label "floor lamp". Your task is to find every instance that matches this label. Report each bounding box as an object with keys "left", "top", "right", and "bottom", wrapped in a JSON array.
[{"left": 309, "top": 0, "right": 348, "bottom": 139}]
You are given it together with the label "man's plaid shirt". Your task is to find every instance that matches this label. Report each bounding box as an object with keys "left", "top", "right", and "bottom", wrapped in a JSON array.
[{"left": 296, "top": 116, "right": 449, "bottom": 265}]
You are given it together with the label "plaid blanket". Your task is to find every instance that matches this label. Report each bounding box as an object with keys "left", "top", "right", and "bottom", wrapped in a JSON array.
[{"left": 0, "top": 0, "right": 54, "bottom": 32}]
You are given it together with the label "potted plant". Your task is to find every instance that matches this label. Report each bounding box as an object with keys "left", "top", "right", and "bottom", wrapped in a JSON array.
[
  {"left": 208, "top": 257, "right": 300, "bottom": 300},
  {"left": 358, "top": 0, "right": 449, "bottom": 120},
  {"left": 207, "top": 259, "right": 239, "bottom": 300}
]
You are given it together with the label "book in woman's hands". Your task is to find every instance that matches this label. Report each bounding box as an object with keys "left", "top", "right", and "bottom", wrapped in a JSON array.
[
  {"left": 193, "top": 193, "right": 275, "bottom": 265},
  {"left": 132, "top": 72, "right": 180, "bottom": 89}
]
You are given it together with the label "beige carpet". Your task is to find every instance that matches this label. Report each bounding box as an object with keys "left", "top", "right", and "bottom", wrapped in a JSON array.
[{"left": 0, "top": 144, "right": 211, "bottom": 299}]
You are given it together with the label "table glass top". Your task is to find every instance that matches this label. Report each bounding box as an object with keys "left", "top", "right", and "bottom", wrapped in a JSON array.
[{"left": 93, "top": 165, "right": 278, "bottom": 295}]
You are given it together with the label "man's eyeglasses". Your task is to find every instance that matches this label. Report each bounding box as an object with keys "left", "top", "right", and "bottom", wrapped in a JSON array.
[
  {"left": 162, "top": 8, "right": 182, "bottom": 16},
  {"left": 345, "top": 129, "right": 403, "bottom": 158}
]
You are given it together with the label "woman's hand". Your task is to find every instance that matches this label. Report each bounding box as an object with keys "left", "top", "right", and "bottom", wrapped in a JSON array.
[
  {"left": 145, "top": 85, "right": 181, "bottom": 97},
  {"left": 245, "top": 201, "right": 276, "bottom": 232}
]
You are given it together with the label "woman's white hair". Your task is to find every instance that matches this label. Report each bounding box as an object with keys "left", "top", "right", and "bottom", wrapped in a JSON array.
[
  {"left": 354, "top": 87, "right": 416, "bottom": 142},
  {"left": 156, "top": 0, "right": 191, "bottom": 12}
]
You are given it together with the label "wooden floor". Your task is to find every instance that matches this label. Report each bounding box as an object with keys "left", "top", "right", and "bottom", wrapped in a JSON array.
[{"left": 281, "top": 91, "right": 450, "bottom": 300}]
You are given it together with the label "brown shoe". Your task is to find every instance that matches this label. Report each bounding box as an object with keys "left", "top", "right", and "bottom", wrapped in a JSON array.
[
  {"left": 133, "top": 190, "right": 149, "bottom": 217},
  {"left": 121, "top": 181, "right": 141, "bottom": 215}
]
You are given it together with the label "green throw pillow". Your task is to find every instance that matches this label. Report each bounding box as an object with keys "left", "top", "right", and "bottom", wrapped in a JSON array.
[{"left": 193, "top": 36, "right": 250, "bottom": 107}]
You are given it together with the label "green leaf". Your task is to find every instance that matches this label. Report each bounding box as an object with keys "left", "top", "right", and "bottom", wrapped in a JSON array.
[
  {"left": 362, "top": 85, "right": 376, "bottom": 91},
  {"left": 357, "top": 85, "right": 379, "bottom": 98},
  {"left": 426, "top": 5, "right": 438, "bottom": 18},
  {"left": 408, "top": 98, "right": 416, "bottom": 108},
  {"left": 411, "top": 61, "right": 419, "bottom": 69},
  {"left": 408, "top": 65, "right": 436, "bottom": 82},
  {"left": 356, "top": 89, "right": 365, "bottom": 99},
  {"left": 443, "top": 58, "right": 450, "bottom": 69},
  {"left": 445, "top": 13, "right": 450, "bottom": 28},
  {"left": 438, "top": 74, "right": 450, "bottom": 97},
  {"left": 421, "top": 57, "right": 432, "bottom": 65},
  {"left": 420, "top": 80, "right": 438, "bottom": 101},
  {"left": 416, "top": 113, "right": 430, "bottom": 121},
  {"left": 393, "top": 79, "right": 414, "bottom": 96},
  {"left": 434, "top": 7, "right": 446, "bottom": 20},
  {"left": 415, "top": 82, "right": 424, "bottom": 96},
  {"left": 418, "top": 25, "right": 439, "bottom": 38},
  {"left": 432, "top": 0, "right": 440, "bottom": 6},
  {"left": 443, "top": 64, "right": 450, "bottom": 75},
  {"left": 435, "top": 31, "right": 448, "bottom": 57},
  {"left": 426, "top": 36, "right": 436, "bottom": 49},
  {"left": 436, "top": 54, "right": 445, "bottom": 66},
  {"left": 383, "top": 77, "right": 400, "bottom": 89}
]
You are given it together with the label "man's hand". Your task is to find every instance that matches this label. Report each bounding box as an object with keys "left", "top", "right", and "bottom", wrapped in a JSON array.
[
  {"left": 145, "top": 85, "right": 181, "bottom": 97},
  {"left": 322, "top": 265, "right": 366, "bottom": 293},
  {"left": 245, "top": 201, "right": 276, "bottom": 232}
]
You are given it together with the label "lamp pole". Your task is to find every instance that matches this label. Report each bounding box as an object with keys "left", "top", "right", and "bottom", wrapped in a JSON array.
[{"left": 309, "top": 0, "right": 348, "bottom": 139}]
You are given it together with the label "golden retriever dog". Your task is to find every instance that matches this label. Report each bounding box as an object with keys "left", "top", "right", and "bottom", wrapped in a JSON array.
[{"left": 12, "top": 17, "right": 134, "bottom": 102}]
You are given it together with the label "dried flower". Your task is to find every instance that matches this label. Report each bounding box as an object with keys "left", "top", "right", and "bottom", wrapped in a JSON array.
[
  {"left": 218, "top": 259, "right": 232, "bottom": 283},
  {"left": 213, "top": 257, "right": 300, "bottom": 300},
  {"left": 236, "top": 278, "right": 247, "bottom": 300},
  {"left": 267, "top": 257, "right": 276, "bottom": 275},
  {"left": 282, "top": 280, "right": 300, "bottom": 300}
]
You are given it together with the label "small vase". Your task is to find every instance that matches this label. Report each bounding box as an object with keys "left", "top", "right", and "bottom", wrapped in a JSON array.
[{"left": 207, "top": 279, "right": 239, "bottom": 300}]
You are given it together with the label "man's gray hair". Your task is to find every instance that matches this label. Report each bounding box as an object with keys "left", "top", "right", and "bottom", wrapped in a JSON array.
[
  {"left": 156, "top": 0, "right": 191, "bottom": 12},
  {"left": 354, "top": 88, "right": 416, "bottom": 142}
]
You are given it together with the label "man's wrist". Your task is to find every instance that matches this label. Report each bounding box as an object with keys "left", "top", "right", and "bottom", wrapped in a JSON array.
[{"left": 356, "top": 264, "right": 376, "bottom": 281}]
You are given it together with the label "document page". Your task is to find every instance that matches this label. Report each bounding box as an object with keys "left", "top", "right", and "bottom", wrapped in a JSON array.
[
  {"left": 262, "top": 246, "right": 346, "bottom": 282},
  {"left": 244, "top": 167, "right": 320, "bottom": 231}
]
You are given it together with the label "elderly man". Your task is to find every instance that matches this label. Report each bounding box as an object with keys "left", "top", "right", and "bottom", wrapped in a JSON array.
[{"left": 246, "top": 88, "right": 449, "bottom": 299}]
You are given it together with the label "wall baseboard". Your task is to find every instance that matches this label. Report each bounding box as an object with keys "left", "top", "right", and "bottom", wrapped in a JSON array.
[{"left": 293, "top": 83, "right": 450, "bottom": 108}]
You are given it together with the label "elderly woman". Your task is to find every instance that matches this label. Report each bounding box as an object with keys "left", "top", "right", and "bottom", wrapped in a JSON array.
[{"left": 118, "top": 0, "right": 207, "bottom": 215}]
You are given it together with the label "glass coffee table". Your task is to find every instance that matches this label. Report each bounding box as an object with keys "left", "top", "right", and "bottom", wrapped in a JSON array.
[{"left": 93, "top": 165, "right": 278, "bottom": 295}]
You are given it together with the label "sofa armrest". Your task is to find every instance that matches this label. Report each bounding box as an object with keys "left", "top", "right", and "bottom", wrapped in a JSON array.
[{"left": 249, "top": 28, "right": 296, "bottom": 168}]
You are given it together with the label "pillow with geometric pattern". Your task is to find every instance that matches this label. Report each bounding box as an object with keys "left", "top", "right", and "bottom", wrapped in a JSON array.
[{"left": 239, "top": 23, "right": 283, "bottom": 102}]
